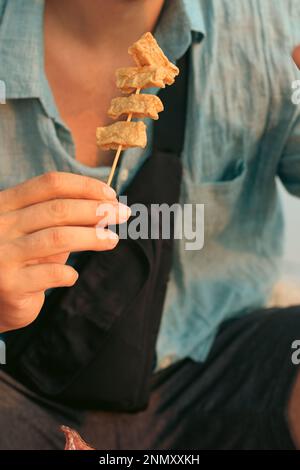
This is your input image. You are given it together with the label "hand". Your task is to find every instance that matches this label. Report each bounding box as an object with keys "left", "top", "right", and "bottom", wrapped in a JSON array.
[
  {"left": 293, "top": 46, "right": 300, "bottom": 69},
  {"left": 0, "top": 172, "right": 130, "bottom": 332}
]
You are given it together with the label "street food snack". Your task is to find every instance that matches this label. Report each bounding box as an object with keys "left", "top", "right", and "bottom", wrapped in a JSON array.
[
  {"left": 108, "top": 94, "right": 163, "bottom": 120},
  {"left": 96, "top": 121, "right": 147, "bottom": 150},
  {"left": 96, "top": 32, "right": 179, "bottom": 186},
  {"left": 116, "top": 65, "right": 172, "bottom": 93},
  {"left": 128, "top": 32, "right": 179, "bottom": 85}
]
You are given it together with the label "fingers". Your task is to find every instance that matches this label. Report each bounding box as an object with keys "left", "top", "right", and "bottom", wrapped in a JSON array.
[
  {"left": 27, "top": 252, "right": 71, "bottom": 266},
  {"left": 17, "top": 263, "right": 79, "bottom": 293},
  {"left": 0, "top": 291, "right": 46, "bottom": 332},
  {"left": 0, "top": 172, "right": 117, "bottom": 213},
  {"left": 293, "top": 46, "right": 300, "bottom": 69},
  {"left": 8, "top": 226, "right": 119, "bottom": 263},
  {"left": 13, "top": 200, "right": 131, "bottom": 235}
]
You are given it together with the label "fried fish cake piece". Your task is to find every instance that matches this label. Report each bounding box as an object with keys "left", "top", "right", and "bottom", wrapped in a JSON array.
[
  {"left": 108, "top": 94, "right": 164, "bottom": 120},
  {"left": 116, "top": 65, "right": 170, "bottom": 93},
  {"left": 96, "top": 121, "right": 147, "bottom": 150},
  {"left": 128, "top": 32, "right": 179, "bottom": 85}
]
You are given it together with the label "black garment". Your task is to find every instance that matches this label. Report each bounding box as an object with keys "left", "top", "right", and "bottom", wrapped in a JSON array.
[{"left": 0, "top": 306, "right": 299, "bottom": 450}]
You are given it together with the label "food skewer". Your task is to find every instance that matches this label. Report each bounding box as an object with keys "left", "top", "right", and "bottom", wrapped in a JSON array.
[
  {"left": 107, "top": 88, "right": 141, "bottom": 187},
  {"left": 96, "top": 32, "right": 179, "bottom": 189}
]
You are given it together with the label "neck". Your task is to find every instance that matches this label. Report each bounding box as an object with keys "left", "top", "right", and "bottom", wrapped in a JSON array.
[{"left": 45, "top": 0, "right": 165, "bottom": 49}]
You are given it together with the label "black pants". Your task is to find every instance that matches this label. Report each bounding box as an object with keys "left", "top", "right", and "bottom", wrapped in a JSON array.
[{"left": 0, "top": 307, "right": 299, "bottom": 450}]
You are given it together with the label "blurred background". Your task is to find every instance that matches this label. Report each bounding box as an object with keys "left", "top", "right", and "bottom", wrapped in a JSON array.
[
  {"left": 272, "top": 182, "right": 300, "bottom": 306},
  {"left": 280, "top": 183, "right": 300, "bottom": 280}
]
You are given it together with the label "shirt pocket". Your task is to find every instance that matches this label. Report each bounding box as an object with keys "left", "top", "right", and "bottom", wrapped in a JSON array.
[{"left": 181, "top": 157, "right": 247, "bottom": 242}]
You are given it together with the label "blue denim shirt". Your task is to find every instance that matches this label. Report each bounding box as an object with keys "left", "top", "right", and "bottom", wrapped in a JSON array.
[{"left": 0, "top": 0, "right": 300, "bottom": 370}]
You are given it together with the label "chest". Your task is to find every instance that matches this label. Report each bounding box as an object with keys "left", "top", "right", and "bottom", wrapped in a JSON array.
[
  {"left": 44, "top": 28, "right": 136, "bottom": 169},
  {"left": 46, "top": 60, "right": 119, "bottom": 167}
]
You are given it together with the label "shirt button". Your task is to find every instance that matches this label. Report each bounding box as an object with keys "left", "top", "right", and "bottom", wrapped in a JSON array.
[{"left": 120, "top": 169, "right": 129, "bottom": 182}]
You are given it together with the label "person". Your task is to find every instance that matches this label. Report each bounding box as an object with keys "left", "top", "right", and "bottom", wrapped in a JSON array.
[{"left": 0, "top": 0, "right": 300, "bottom": 450}]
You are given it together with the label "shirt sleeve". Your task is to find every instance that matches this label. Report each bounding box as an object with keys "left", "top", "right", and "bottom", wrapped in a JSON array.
[{"left": 278, "top": 112, "right": 300, "bottom": 197}]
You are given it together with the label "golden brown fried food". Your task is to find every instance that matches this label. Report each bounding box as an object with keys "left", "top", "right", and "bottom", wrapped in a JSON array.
[
  {"left": 116, "top": 66, "right": 170, "bottom": 93},
  {"left": 96, "top": 121, "right": 147, "bottom": 150},
  {"left": 128, "top": 32, "right": 179, "bottom": 85},
  {"left": 108, "top": 94, "right": 164, "bottom": 120}
]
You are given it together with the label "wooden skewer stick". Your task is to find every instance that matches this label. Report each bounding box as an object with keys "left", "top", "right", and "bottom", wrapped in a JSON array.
[{"left": 107, "top": 88, "right": 141, "bottom": 187}]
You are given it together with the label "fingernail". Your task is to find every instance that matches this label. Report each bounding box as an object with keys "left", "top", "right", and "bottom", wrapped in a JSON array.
[
  {"left": 108, "top": 231, "right": 119, "bottom": 241},
  {"left": 103, "top": 185, "right": 116, "bottom": 199},
  {"left": 96, "top": 227, "right": 119, "bottom": 241},
  {"left": 117, "top": 203, "right": 131, "bottom": 219}
]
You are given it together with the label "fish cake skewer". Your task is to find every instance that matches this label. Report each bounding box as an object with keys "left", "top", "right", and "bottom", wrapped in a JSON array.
[{"left": 97, "top": 32, "right": 179, "bottom": 187}]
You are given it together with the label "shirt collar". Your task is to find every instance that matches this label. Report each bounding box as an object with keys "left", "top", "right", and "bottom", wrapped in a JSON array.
[
  {"left": 0, "top": 0, "right": 44, "bottom": 100},
  {"left": 182, "top": 0, "right": 206, "bottom": 39},
  {"left": 155, "top": 0, "right": 206, "bottom": 64},
  {"left": 0, "top": 0, "right": 205, "bottom": 115}
]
